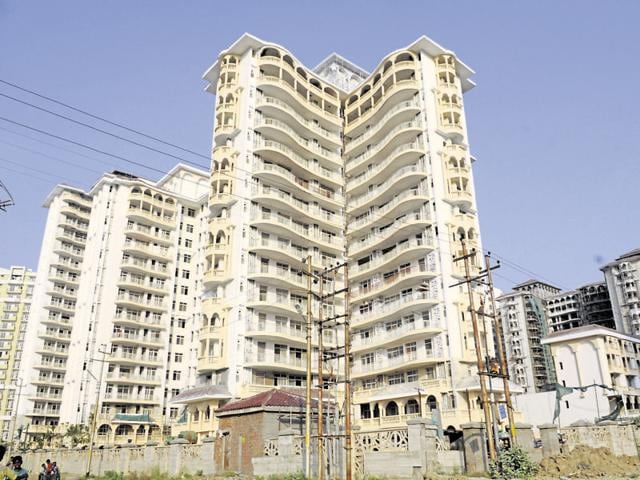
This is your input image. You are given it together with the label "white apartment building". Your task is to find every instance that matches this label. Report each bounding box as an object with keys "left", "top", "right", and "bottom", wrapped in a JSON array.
[
  {"left": 497, "top": 279, "right": 559, "bottom": 393},
  {"left": 20, "top": 165, "right": 209, "bottom": 446},
  {"left": 602, "top": 248, "right": 640, "bottom": 336},
  {"left": 178, "top": 33, "right": 504, "bottom": 436},
  {"left": 516, "top": 325, "right": 640, "bottom": 426},
  {"left": 0, "top": 266, "right": 35, "bottom": 442},
  {"left": 547, "top": 281, "right": 614, "bottom": 333}
]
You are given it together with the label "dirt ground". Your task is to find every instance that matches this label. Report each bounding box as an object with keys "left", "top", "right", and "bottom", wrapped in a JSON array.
[{"left": 536, "top": 445, "right": 640, "bottom": 479}]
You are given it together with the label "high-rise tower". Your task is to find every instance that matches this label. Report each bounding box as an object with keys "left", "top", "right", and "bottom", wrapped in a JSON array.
[{"left": 191, "top": 34, "right": 497, "bottom": 431}]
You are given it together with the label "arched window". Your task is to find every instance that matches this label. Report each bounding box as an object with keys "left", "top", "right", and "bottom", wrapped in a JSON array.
[
  {"left": 97, "top": 424, "right": 111, "bottom": 435},
  {"left": 395, "top": 52, "right": 414, "bottom": 63},
  {"left": 260, "top": 47, "right": 280, "bottom": 58},
  {"left": 405, "top": 399, "right": 419, "bottom": 415},
  {"left": 426, "top": 395, "right": 438, "bottom": 411},
  {"left": 385, "top": 401, "right": 399, "bottom": 417},
  {"left": 115, "top": 424, "right": 133, "bottom": 436}
]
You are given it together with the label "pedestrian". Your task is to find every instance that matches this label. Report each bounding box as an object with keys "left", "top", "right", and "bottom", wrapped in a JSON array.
[
  {"left": 50, "top": 463, "right": 58, "bottom": 480},
  {"left": 3, "top": 455, "right": 28, "bottom": 480},
  {"left": 37, "top": 464, "right": 46, "bottom": 480}
]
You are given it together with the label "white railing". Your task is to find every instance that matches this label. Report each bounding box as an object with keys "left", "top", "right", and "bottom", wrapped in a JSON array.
[
  {"left": 350, "top": 236, "right": 434, "bottom": 275},
  {"left": 253, "top": 158, "right": 344, "bottom": 203},
  {"left": 256, "top": 95, "right": 340, "bottom": 142},
  {"left": 347, "top": 120, "right": 423, "bottom": 170},
  {"left": 345, "top": 101, "right": 420, "bottom": 150},
  {"left": 347, "top": 142, "right": 424, "bottom": 190},
  {"left": 352, "top": 318, "right": 441, "bottom": 348},
  {"left": 350, "top": 209, "right": 431, "bottom": 252},
  {"left": 248, "top": 264, "right": 306, "bottom": 287},
  {"left": 352, "top": 291, "right": 437, "bottom": 324},
  {"left": 249, "top": 209, "right": 340, "bottom": 247},
  {"left": 253, "top": 139, "right": 340, "bottom": 182},
  {"left": 348, "top": 187, "right": 429, "bottom": 231},
  {"left": 349, "top": 163, "right": 426, "bottom": 209},
  {"left": 250, "top": 183, "right": 339, "bottom": 225},
  {"left": 352, "top": 347, "right": 438, "bottom": 374}
]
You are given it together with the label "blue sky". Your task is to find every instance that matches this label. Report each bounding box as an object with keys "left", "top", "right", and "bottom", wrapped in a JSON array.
[{"left": 1, "top": 1, "right": 638, "bottom": 291}]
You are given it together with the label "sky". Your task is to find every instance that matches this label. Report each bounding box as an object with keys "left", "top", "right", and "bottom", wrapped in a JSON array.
[{"left": 0, "top": 0, "right": 639, "bottom": 292}]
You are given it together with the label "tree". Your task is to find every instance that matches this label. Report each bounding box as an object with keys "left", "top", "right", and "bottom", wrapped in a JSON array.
[{"left": 64, "top": 424, "right": 89, "bottom": 447}]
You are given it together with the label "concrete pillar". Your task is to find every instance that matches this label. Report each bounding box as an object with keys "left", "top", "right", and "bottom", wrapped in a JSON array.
[
  {"left": 277, "top": 428, "right": 296, "bottom": 456},
  {"left": 461, "top": 421, "right": 488, "bottom": 474},
  {"left": 515, "top": 423, "right": 541, "bottom": 463},
  {"left": 201, "top": 436, "right": 216, "bottom": 475},
  {"left": 538, "top": 424, "right": 560, "bottom": 458}
]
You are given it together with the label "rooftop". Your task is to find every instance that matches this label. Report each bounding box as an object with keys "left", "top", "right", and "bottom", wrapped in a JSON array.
[
  {"left": 216, "top": 388, "right": 319, "bottom": 414},
  {"left": 543, "top": 324, "right": 640, "bottom": 345},
  {"left": 171, "top": 384, "right": 232, "bottom": 404}
]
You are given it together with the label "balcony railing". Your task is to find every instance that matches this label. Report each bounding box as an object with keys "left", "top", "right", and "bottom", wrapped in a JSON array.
[
  {"left": 348, "top": 187, "right": 429, "bottom": 231},
  {"left": 351, "top": 262, "right": 437, "bottom": 300},
  {"left": 352, "top": 318, "right": 441, "bottom": 348},
  {"left": 345, "top": 101, "right": 420, "bottom": 150},
  {"left": 350, "top": 236, "right": 434, "bottom": 276},
  {"left": 347, "top": 142, "right": 424, "bottom": 191},
  {"left": 251, "top": 183, "right": 339, "bottom": 225},
  {"left": 352, "top": 291, "right": 437, "bottom": 324},
  {"left": 350, "top": 209, "right": 431, "bottom": 252}
]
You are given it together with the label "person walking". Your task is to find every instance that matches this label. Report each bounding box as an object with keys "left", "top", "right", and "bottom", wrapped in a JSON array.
[{"left": 3, "top": 456, "right": 28, "bottom": 480}]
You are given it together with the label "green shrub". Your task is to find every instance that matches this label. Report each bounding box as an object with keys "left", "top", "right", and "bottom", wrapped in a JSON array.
[
  {"left": 103, "top": 471, "right": 124, "bottom": 480},
  {"left": 489, "top": 445, "right": 539, "bottom": 480}
]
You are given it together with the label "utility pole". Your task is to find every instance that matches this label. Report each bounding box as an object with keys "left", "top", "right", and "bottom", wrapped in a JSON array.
[
  {"left": 484, "top": 253, "right": 517, "bottom": 444},
  {"left": 343, "top": 262, "right": 353, "bottom": 480},
  {"left": 8, "top": 379, "right": 24, "bottom": 454},
  {"left": 453, "top": 240, "right": 496, "bottom": 460},
  {"left": 317, "top": 272, "right": 324, "bottom": 480},
  {"left": 86, "top": 345, "right": 108, "bottom": 478},
  {"left": 305, "top": 255, "right": 313, "bottom": 480}
]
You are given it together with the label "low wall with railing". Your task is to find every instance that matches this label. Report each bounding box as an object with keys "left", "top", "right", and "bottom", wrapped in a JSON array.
[{"left": 17, "top": 440, "right": 216, "bottom": 477}]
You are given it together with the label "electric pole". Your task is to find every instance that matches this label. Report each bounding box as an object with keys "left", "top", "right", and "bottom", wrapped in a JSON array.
[
  {"left": 86, "top": 345, "right": 108, "bottom": 478},
  {"left": 452, "top": 240, "right": 496, "bottom": 460}
]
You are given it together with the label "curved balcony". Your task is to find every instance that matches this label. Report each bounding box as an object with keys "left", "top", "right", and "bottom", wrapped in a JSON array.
[
  {"left": 246, "top": 291, "right": 317, "bottom": 320},
  {"left": 346, "top": 120, "right": 423, "bottom": 175},
  {"left": 60, "top": 205, "right": 90, "bottom": 220},
  {"left": 33, "top": 361, "right": 67, "bottom": 373},
  {"left": 197, "top": 355, "right": 226, "bottom": 372},
  {"left": 61, "top": 217, "right": 89, "bottom": 233},
  {"left": 106, "top": 372, "right": 160, "bottom": 386},
  {"left": 46, "top": 286, "right": 77, "bottom": 300},
  {"left": 254, "top": 116, "right": 341, "bottom": 168},
  {"left": 252, "top": 158, "right": 344, "bottom": 208},
  {"left": 244, "top": 351, "right": 316, "bottom": 375},
  {"left": 108, "top": 351, "right": 163, "bottom": 367},
  {"left": 437, "top": 79, "right": 459, "bottom": 97},
  {"left": 347, "top": 187, "right": 429, "bottom": 237},
  {"left": 256, "top": 73, "right": 341, "bottom": 127},
  {"left": 247, "top": 264, "right": 306, "bottom": 290},
  {"left": 349, "top": 210, "right": 432, "bottom": 257},
  {"left": 62, "top": 191, "right": 92, "bottom": 208},
  {"left": 249, "top": 209, "right": 342, "bottom": 254},
  {"left": 113, "top": 313, "right": 165, "bottom": 330},
  {"left": 208, "top": 191, "right": 237, "bottom": 213},
  {"left": 45, "top": 300, "right": 76, "bottom": 314},
  {"left": 250, "top": 183, "right": 341, "bottom": 230},
  {"left": 446, "top": 189, "right": 474, "bottom": 209},
  {"left": 117, "top": 277, "right": 167, "bottom": 295},
  {"left": 122, "top": 241, "right": 171, "bottom": 261},
  {"left": 55, "top": 230, "right": 87, "bottom": 247},
  {"left": 346, "top": 79, "right": 420, "bottom": 134},
  {"left": 253, "top": 139, "right": 341, "bottom": 188},
  {"left": 42, "top": 315, "right": 71, "bottom": 328},
  {"left": 38, "top": 329, "right": 71, "bottom": 343},
  {"left": 351, "top": 291, "right": 438, "bottom": 328},
  {"left": 245, "top": 319, "right": 306, "bottom": 347},
  {"left": 255, "top": 94, "right": 341, "bottom": 147},
  {"left": 36, "top": 345, "right": 69, "bottom": 357},
  {"left": 350, "top": 236, "right": 436, "bottom": 282},
  {"left": 345, "top": 100, "right": 421, "bottom": 155},
  {"left": 347, "top": 142, "right": 424, "bottom": 194},
  {"left": 352, "top": 317, "right": 443, "bottom": 354},
  {"left": 121, "top": 256, "right": 169, "bottom": 276},
  {"left": 352, "top": 348, "right": 443, "bottom": 378},
  {"left": 32, "top": 375, "right": 65, "bottom": 387},
  {"left": 129, "top": 190, "right": 177, "bottom": 212},
  {"left": 205, "top": 242, "right": 229, "bottom": 257},
  {"left": 124, "top": 224, "right": 172, "bottom": 245},
  {"left": 127, "top": 206, "right": 175, "bottom": 229},
  {"left": 348, "top": 164, "right": 428, "bottom": 215},
  {"left": 202, "top": 296, "right": 230, "bottom": 312},
  {"left": 439, "top": 114, "right": 464, "bottom": 141},
  {"left": 103, "top": 392, "right": 158, "bottom": 405},
  {"left": 203, "top": 268, "right": 232, "bottom": 286},
  {"left": 199, "top": 324, "right": 226, "bottom": 341},
  {"left": 351, "top": 261, "right": 438, "bottom": 303},
  {"left": 115, "top": 293, "right": 166, "bottom": 312},
  {"left": 53, "top": 243, "right": 84, "bottom": 259},
  {"left": 111, "top": 331, "right": 163, "bottom": 348},
  {"left": 248, "top": 236, "right": 332, "bottom": 271}
]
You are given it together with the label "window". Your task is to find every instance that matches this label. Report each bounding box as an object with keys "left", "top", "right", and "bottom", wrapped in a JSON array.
[
  {"left": 184, "top": 239, "right": 192, "bottom": 248},
  {"left": 177, "top": 319, "right": 186, "bottom": 328},
  {"left": 407, "top": 370, "right": 418, "bottom": 382},
  {"left": 185, "top": 224, "right": 194, "bottom": 233},
  {"left": 388, "top": 373, "right": 404, "bottom": 385},
  {"left": 181, "top": 270, "right": 190, "bottom": 279},
  {"left": 387, "top": 346, "right": 403, "bottom": 360},
  {"left": 183, "top": 254, "right": 191, "bottom": 263},
  {"left": 176, "top": 335, "right": 185, "bottom": 345},
  {"left": 174, "top": 353, "right": 183, "bottom": 363},
  {"left": 361, "top": 353, "right": 374, "bottom": 366},
  {"left": 187, "top": 209, "right": 195, "bottom": 217},
  {"left": 559, "top": 361, "right": 563, "bottom": 370},
  {"left": 169, "top": 408, "right": 179, "bottom": 419},
  {"left": 178, "top": 302, "right": 187, "bottom": 312},
  {"left": 180, "top": 286, "right": 189, "bottom": 295},
  {"left": 172, "top": 371, "right": 181, "bottom": 381}
]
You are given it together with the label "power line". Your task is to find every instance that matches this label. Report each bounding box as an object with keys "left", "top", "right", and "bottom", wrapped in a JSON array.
[
  {"left": 0, "top": 156, "right": 86, "bottom": 185},
  {"left": 0, "top": 91, "right": 209, "bottom": 170},
  {"left": 0, "top": 78, "right": 210, "bottom": 160}
]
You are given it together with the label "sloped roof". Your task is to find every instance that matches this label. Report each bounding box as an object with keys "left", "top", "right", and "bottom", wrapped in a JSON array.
[
  {"left": 216, "top": 388, "right": 318, "bottom": 413},
  {"left": 171, "top": 384, "right": 232, "bottom": 404}
]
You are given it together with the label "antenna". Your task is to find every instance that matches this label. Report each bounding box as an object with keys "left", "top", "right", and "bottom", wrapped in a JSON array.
[{"left": 0, "top": 180, "right": 15, "bottom": 212}]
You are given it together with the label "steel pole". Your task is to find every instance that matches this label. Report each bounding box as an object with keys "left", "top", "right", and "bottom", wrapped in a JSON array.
[{"left": 305, "top": 255, "right": 313, "bottom": 479}]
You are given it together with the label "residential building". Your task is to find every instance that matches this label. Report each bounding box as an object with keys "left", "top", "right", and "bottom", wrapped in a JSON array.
[
  {"left": 19, "top": 165, "right": 209, "bottom": 445},
  {"left": 516, "top": 325, "right": 640, "bottom": 426},
  {"left": 547, "top": 282, "right": 614, "bottom": 332},
  {"left": 602, "top": 248, "right": 640, "bottom": 336},
  {"left": 182, "top": 33, "right": 506, "bottom": 436},
  {"left": 0, "top": 266, "right": 35, "bottom": 441},
  {"left": 497, "top": 279, "right": 560, "bottom": 393}
]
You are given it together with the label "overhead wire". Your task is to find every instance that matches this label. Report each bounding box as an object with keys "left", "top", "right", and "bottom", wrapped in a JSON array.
[{"left": 0, "top": 81, "right": 566, "bottom": 291}]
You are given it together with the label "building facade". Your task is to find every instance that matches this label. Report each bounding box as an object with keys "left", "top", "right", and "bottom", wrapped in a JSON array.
[
  {"left": 185, "top": 33, "right": 502, "bottom": 434},
  {"left": 602, "top": 249, "right": 640, "bottom": 336},
  {"left": 547, "top": 282, "right": 614, "bottom": 333},
  {"left": 19, "top": 165, "right": 209, "bottom": 445},
  {"left": 0, "top": 266, "right": 35, "bottom": 442},
  {"left": 497, "top": 280, "right": 559, "bottom": 393},
  {"left": 516, "top": 325, "right": 640, "bottom": 426}
]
